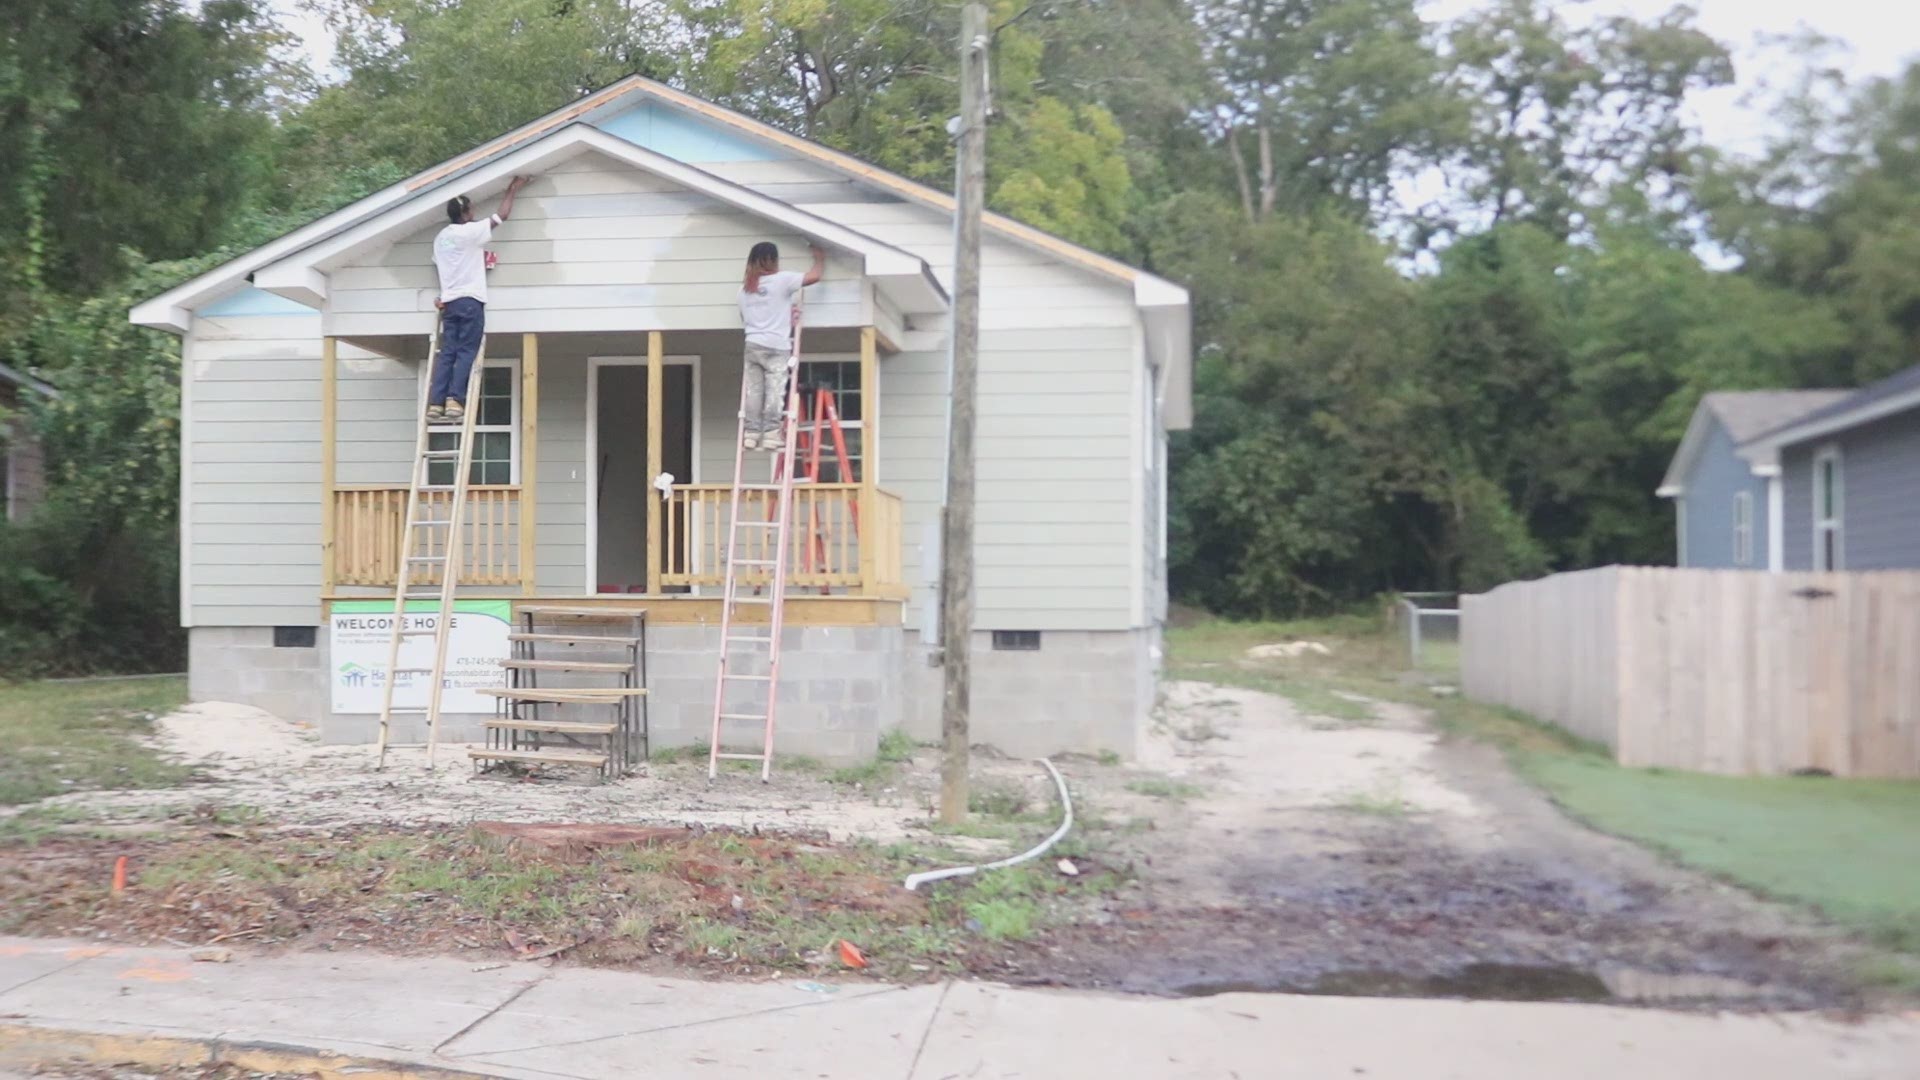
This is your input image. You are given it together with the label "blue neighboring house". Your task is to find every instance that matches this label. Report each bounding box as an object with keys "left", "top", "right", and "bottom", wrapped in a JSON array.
[
  {"left": 1738, "top": 364, "right": 1920, "bottom": 572},
  {"left": 1657, "top": 390, "right": 1847, "bottom": 569}
]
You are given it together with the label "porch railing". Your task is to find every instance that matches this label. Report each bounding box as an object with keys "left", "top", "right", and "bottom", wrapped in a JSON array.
[
  {"left": 663, "top": 483, "right": 903, "bottom": 593},
  {"left": 330, "top": 482, "right": 903, "bottom": 594},
  {"left": 331, "top": 486, "right": 521, "bottom": 587}
]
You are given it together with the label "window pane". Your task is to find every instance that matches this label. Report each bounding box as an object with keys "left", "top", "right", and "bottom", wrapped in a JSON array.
[
  {"left": 424, "top": 430, "right": 514, "bottom": 485},
  {"left": 478, "top": 366, "right": 514, "bottom": 427},
  {"left": 798, "top": 361, "right": 860, "bottom": 422}
]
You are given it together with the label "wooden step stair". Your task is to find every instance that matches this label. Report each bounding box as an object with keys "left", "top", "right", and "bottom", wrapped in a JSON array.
[
  {"left": 518, "top": 606, "right": 650, "bottom": 620},
  {"left": 508, "top": 632, "right": 642, "bottom": 647},
  {"left": 466, "top": 747, "right": 608, "bottom": 769},
  {"left": 499, "top": 658, "right": 635, "bottom": 674},
  {"left": 477, "top": 687, "right": 648, "bottom": 704},
  {"left": 485, "top": 719, "right": 618, "bottom": 735}
]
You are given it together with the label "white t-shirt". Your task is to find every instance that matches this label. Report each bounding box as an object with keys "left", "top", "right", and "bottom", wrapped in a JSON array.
[
  {"left": 434, "top": 214, "right": 500, "bottom": 304},
  {"left": 739, "top": 271, "right": 805, "bottom": 351}
]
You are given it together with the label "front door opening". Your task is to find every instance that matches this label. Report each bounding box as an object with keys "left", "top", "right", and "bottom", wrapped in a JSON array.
[{"left": 595, "top": 362, "right": 693, "bottom": 592}]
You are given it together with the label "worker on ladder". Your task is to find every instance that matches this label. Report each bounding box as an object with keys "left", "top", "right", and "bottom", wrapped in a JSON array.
[
  {"left": 737, "top": 241, "right": 825, "bottom": 452},
  {"left": 426, "top": 175, "right": 529, "bottom": 423}
]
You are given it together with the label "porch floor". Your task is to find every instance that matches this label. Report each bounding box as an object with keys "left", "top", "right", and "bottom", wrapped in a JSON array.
[{"left": 323, "top": 592, "right": 905, "bottom": 626}]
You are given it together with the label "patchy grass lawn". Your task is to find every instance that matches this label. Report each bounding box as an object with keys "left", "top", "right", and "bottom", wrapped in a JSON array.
[
  {"left": 0, "top": 821, "right": 1121, "bottom": 981},
  {"left": 0, "top": 677, "right": 190, "bottom": 806},
  {"left": 1125, "top": 777, "right": 1204, "bottom": 801},
  {"left": 1167, "top": 615, "right": 1920, "bottom": 968}
]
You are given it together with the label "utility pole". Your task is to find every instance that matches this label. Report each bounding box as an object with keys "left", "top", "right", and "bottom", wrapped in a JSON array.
[{"left": 940, "top": 1, "right": 988, "bottom": 824}]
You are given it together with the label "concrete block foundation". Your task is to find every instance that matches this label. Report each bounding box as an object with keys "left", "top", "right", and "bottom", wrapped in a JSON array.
[{"left": 186, "top": 622, "right": 1157, "bottom": 764}]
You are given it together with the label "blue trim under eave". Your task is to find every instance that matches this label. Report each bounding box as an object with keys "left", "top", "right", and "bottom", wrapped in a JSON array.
[
  {"left": 592, "top": 102, "right": 784, "bottom": 163},
  {"left": 198, "top": 287, "right": 318, "bottom": 317}
]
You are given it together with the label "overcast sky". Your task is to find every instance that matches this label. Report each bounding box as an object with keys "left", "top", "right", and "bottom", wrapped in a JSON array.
[
  {"left": 1423, "top": 0, "right": 1920, "bottom": 155},
  {"left": 270, "top": 0, "right": 1918, "bottom": 157}
]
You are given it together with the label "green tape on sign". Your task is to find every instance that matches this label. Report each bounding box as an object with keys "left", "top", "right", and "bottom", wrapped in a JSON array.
[{"left": 333, "top": 599, "right": 513, "bottom": 620}]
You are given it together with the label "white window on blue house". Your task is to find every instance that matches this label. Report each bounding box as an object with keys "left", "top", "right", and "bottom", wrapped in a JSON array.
[
  {"left": 1732, "top": 491, "right": 1753, "bottom": 566},
  {"left": 1812, "top": 445, "right": 1843, "bottom": 571}
]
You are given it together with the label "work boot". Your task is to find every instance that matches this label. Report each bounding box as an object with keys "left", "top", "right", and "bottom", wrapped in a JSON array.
[
  {"left": 425, "top": 403, "right": 446, "bottom": 423},
  {"left": 443, "top": 399, "right": 465, "bottom": 421}
]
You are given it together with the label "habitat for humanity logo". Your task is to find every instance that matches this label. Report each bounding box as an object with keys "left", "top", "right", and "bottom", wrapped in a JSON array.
[{"left": 337, "top": 662, "right": 386, "bottom": 688}]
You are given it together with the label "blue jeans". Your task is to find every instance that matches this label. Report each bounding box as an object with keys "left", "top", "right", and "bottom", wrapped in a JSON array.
[{"left": 429, "top": 298, "right": 485, "bottom": 405}]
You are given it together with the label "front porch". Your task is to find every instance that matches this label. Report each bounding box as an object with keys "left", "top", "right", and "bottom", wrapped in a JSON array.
[{"left": 318, "top": 326, "right": 908, "bottom": 616}]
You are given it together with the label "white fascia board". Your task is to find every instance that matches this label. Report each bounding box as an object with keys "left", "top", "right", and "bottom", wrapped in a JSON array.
[
  {"left": 126, "top": 77, "right": 664, "bottom": 336},
  {"left": 252, "top": 264, "right": 327, "bottom": 309},
  {"left": 256, "top": 137, "right": 596, "bottom": 279},
  {"left": 1141, "top": 302, "right": 1192, "bottom": 431},
  {"left": 1133, "top": 274, "right": 1189, "bottom": 309},
  {"left": 1658, "top": 403, "right": 1714, "bottom": 496},
  {"left": 252, "top": 125, "right": 950, "bottom": 318},
  {"left": 1740, "top": 387, "right": 1920, "bottom": 464},
  {"left": 128, "top": 178, "right": 412, "bottom": 334},
  {"left": 130, "top": 300, "right": 195, "bottom": 334}
]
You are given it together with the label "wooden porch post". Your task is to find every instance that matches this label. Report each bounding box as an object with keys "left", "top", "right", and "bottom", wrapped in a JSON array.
[
  {"left": 859, "top": 326, "right": 879, "bottom": 594},
  {"left": 320, "top": 336, "right": 338, "bottom": 593},
  {"left": 646, "top": 330, "right": 664, "bottom": 594},
  {"left": 520, "top": 333, "right": 539, "bottom": 595}
]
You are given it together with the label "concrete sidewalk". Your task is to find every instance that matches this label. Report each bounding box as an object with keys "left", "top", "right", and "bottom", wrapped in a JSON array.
[{"left": 1, "top": 938, "right": 1915, "bottom": 1079}]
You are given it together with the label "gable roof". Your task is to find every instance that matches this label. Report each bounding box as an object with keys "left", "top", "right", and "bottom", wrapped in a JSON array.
[
  {"left": 131, "top": 72, "right": 1185, "bottom": 325},
  {"left": 130, "top": 73, "right": 1193, "bottom": 427},
  {"left": 1657, "top": 390, "right": 1847, "bottom": 496},
  {"left": 245, "top": 125, "right": 948, "bottom": 315},
  {"left": 1710, "top": 390, "right": 1852, "bottom": 443},
  {"left": 1738, "top": 364, "right": 1920, "bottom": 469}
]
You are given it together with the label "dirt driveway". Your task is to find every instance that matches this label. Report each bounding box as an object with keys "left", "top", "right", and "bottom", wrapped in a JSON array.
[
  {"left": 1010, "top": 681, "right": 1873, "bottom": 1008},
  {"left": 1, "top": 684, "right": 1880, "bottom": 1009}
]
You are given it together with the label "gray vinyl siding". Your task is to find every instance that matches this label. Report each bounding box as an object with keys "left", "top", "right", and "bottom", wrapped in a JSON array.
[
  {"left": 881, "top": 327, "right": 1139, "bottom": 631},
  {"left": 1679, "top": 420, "right": 1767, "bottom": 570},
  {"left": 703, "top": 158, "right": 1155, "bottom": 630},
  {"left": 1778, "top": 410, "right": 1920, "bottom": 571},
  {"left": 184, "top": 314, "right": 325, "bottom": 626},
  {"left": 324, "top": 153, "right": 867, "bottom": 339}
]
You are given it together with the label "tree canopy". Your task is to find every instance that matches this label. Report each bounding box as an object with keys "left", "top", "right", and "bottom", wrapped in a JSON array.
[{"left": 5, "top": 0, "right": 1919, "bottom": 669}]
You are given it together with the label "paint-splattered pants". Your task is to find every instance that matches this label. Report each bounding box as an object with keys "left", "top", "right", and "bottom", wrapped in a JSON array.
[{"left": 742, "top": 342, "right": 791, "bottom": 435}]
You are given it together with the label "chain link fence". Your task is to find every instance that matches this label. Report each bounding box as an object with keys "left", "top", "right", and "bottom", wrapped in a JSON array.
[{"left": 1398, "top": 592, "right": 1460, "bottom": 675}]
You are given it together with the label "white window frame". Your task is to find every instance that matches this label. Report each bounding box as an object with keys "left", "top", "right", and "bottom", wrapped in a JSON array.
[
  {"left": 417, "top": 356, "right": 521, "bottom": 486},
  {"left": 1732, "top": 491, "right": 1753, "bottom": 566},
  {"left": 794, "top": 357, "right": 865, "bottom": 483},
  {"left": 1812, "top": 444, "right": 1843, "bottom": 571}
]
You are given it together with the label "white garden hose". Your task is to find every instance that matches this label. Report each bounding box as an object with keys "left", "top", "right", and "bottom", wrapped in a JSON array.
[{"left": 904, "top": 758, "right": 1074, "bottom": 891}]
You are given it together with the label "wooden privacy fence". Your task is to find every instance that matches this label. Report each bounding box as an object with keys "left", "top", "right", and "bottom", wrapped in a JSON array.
[{"left": 1462, "top": 567, "right": 1920, "bottom": 778}]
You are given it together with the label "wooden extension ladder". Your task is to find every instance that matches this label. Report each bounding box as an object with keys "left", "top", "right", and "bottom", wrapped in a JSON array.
[
  {"left": 375, "top": 314, "right": 487, "bottom": 769},
  {"left": 707, "top": 303, "right": 810, "bottom": 781}
]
